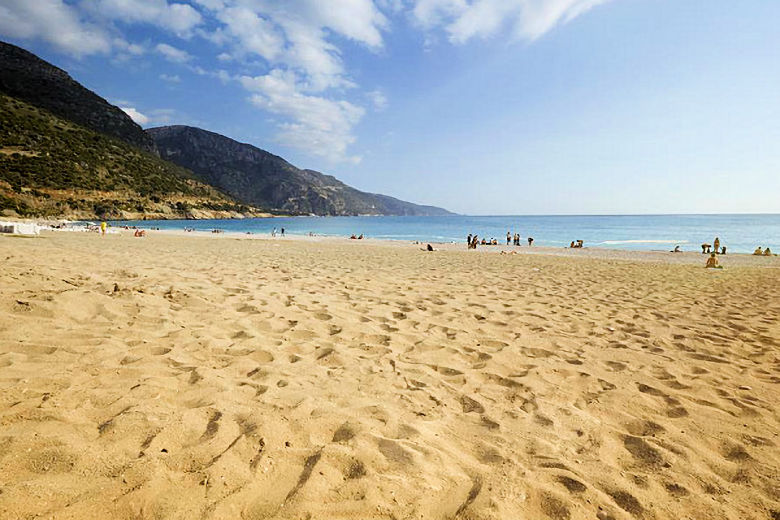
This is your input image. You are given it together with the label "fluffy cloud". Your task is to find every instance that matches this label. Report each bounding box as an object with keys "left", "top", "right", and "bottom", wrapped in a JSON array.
[
  {"left": 210, "top": 0, "right": 386, "bottom": 91},
  {"left": 214, "top": 6, "right": 284, "bottom": 62},
  {"left": 113, "top": 38, "right": 145, "bottom": 56},
  {"left": 412, "top": 0, "right": 466, "bottom": 29},
  {"left": 155, "top": 43, "right": 192, "bottom": 63},
  {"left": 0, "top": 0, "right": 111, "bottom": 56},
  {"left": 121, "top": 106, "right": 176, "bottom": 125},
  {"left": 0, "top": 0, "right": 617, "bottom": 163},
  {"left": 200, "top": 0, "right": 388, "bottom": 161},
  {"left": 83, "top": 0, "right": 203, "bottom": 36},
  {"left": 411, "top": 0, "right": 613, "bottom": 42},
  {"left": 367, "top": 90, "right": 388, "bottom": 111},
  {"left": 241, "top": 69, "right": 365, "bottom": 163},
  {"left": 159, "top": 73, "right": 181, "bottom": 83},
  {"left": 120, "top": 106, "right": 150, "bottom": 125}
]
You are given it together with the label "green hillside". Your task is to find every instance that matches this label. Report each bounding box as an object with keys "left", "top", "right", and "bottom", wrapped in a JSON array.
[{"left": 0, "top": 94, "right": 258, "bottom": 219}]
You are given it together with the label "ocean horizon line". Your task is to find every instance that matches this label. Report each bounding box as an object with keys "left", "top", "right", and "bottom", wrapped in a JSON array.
[
  {"left": 423, "top": 212, "right": 780, "bottom": 218},
  {"left": 252, "top": 212, "right": 780, "bottom": 219}
]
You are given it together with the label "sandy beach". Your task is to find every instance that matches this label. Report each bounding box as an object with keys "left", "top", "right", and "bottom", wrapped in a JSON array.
[{"left": 1, "top": 231, "right": 778, "bottom": 519}]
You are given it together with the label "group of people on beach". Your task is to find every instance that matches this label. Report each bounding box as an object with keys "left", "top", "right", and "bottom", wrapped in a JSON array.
[
  {"left": 753, "top": 246, "right": 773, "bottom": 256},
  {"left": 506, "top": 232, "right": 534, "bottom": 246},
  {"left": 98, "top": 222, "right": 150, "bottom": 237},
  {"left": 569, "top": 240, "right": 584, "bottom": 248},
  {"left": 701, "top": 237, "right": 726, "bottom": 255},
  {"left": 467, "top": 232, "right": 533, "bottom": 249}
]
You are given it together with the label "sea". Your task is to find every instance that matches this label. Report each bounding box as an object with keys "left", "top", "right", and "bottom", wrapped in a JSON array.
[{"left": 112, "top": 214, "right": 780, "bottom": 254}]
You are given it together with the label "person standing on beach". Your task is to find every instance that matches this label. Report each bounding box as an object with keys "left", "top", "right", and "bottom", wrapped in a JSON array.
[
  {"left": 100, "top": 221, "right": 106, "bottom": 236},
  {"left": 467, "top": 234, "right": 472, "bottom": 247},
  {"left": 507, "top": 231, "right": 511, "bottom": 245},
  {"left": 281, "top": 227, "right": 285, "bottom": 237},
  {"left": 527, "top": 237, "right": 533, "bottom": 246}
]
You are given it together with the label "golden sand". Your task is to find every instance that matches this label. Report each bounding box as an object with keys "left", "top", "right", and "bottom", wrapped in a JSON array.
[{"left": 1, "top": 232, "right": 778, "bottom": 519}]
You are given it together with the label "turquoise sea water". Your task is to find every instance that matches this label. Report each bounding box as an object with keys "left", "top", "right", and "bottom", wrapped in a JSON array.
[{"left": 113, "top": 214, "right": 780, "bottom": 253}]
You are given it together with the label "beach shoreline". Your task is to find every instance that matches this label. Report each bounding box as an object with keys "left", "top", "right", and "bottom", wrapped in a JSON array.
[{"left": 33, "top": 224, "right": 780, "bottom": 268}]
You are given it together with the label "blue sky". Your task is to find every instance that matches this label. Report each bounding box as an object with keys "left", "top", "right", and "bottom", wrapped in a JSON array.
[{"left": 1, "top": 0, "right": 778, "bottom": 215}]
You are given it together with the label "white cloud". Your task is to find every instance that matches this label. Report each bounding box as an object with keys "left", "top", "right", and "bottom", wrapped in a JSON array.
[
  {"left": 192, "top": 0, "right": 226, "bottom": 10},
  {"left": 113, "top": 38, "right": 145, "bottom": 55},
  {"left": 241, "top": 69, "right": 365, "bottom": 163},
  {"left": 367, "top": 89, "right": 388, "bottom": 111},
  {"left": 121, "top": 106, "right": 177, "bottom": 125},
  {"left": 0, "top": 0, "right": 617, "bottom": 164},
  {"left": 0, "top": 0, "right": 111, "bottom": 56},
  {"left": 412, "top": 0, "right": 466, "bottom": 29},
  {"left": 215, "top": 69, "right": 232, "bottom": 83},
  {"left": 411, "top": 0, "right": 613, "bottom": 42},
  {"left": 299, "top": 0, "right": 387, "bottom": 48},
  {"left": 83, "top": 0, "right": 203, "bottom": 36},
  {"left": 198, "top": 0, "right": 389, "bottom": 161},
  {"left": 215, "top": 6, "right": 284, "bottom": 62},
  {"left": 120, "top": 107, "right": 150, "bottom": 125},
  {"left": 201, "top": 1, "right": 388, "bottom": 91},
  {"left": 155, "top": 43, "right": 192, "bottom": 63}
]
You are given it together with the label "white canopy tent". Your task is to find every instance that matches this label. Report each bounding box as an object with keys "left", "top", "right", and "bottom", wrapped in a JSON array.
[{"left": 0, "top": 221, "right": 41, "bottom": 235}]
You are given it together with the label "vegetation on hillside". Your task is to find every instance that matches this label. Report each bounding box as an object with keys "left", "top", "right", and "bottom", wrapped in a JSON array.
[{"left": 0, "top": 94, "right": 257, "bottom": 219}]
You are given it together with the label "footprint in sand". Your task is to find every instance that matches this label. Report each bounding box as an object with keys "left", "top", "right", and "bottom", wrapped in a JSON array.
[
  {"left": 344, "top": 459, "right": 367, "bottom": 479},
  {"left": 200, "top": 410, "right": 223, "bottom": 441},
  {"left": 26, "top": 444, "right": 78, "bottom": 474},
  {"left": 557, "top": 476, "right": 587, "bottom": 494},
  {"left": 623, "top": 435, "right": 665, "bottom": 467},
  {"left": 636, "top": 383, "right": 689, "bottom": 418},
  {"left": 332, "top": 422, "right": 356, "bottom": 442},
  {"left": 289, "top": 329, "right": 318, "bottom": 341},
  {"left": 250, "top": 350, "right": 274, "bottom": 364},
  {"left": 605, "top": 489, "right": 645, "bottom": 519},
  {"left": 435, "top": 366, "right": 463, "bottom": 376},
  {"left": 377, "top": 438, "right": 413, "bottom": 465},
  {"left": 459, "top": 395, "right": 485, "bottom": 414},
  {"left": 539, "top": 492, "right": 570, "bottom": 520}
]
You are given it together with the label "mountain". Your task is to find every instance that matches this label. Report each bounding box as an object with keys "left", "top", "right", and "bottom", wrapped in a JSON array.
[
  {"left": 0, "top": 41, "right": 155, "bottom": 153},
  {"left": 0, "top": 93, "right": 260, "bottom": 219},
  {"left": 0, "top": 40, "right": 449, "bottom": 219},
  {"left": 0, "top": 41, "right": 263, "bottom": 219},
  {"left": 148, "top": 126, "right": 453, "bottom": 216}
]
